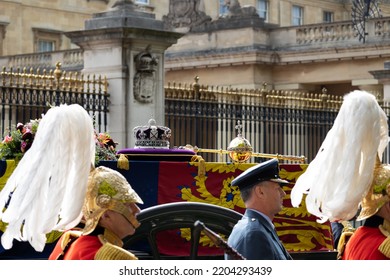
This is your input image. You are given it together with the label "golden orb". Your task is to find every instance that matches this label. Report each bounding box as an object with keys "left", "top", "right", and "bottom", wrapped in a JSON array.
[{"left": 227, "top": 135, "right": 253, "bottom": 163}]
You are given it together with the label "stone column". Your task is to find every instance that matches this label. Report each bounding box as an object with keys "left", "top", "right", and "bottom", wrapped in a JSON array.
[{"left": 65, "top": 0, "right": 183, "bottom": 148}]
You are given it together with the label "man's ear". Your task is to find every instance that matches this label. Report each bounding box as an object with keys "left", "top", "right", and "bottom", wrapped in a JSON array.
[{"left": 253, "top": 184, "right": 264, "bottom": 197}]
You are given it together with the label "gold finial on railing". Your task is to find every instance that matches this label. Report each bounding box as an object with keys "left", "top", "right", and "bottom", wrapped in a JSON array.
[
  {"left": 92, "top": 74, "right": 96, "bottom": 93},
  {"left": 194, "top": 75, "right": 199, "bottom": 84},
  {"left": 103, "top": 76, "right": 108, "bottom": 93},
  {"left": 28, "top": 67, "right": 34, "bottom": 87},
  {"left": 1, "top": 66, "right": 6, "bottom": 86},
  {"left": 86, "top": 74, "right": 91, "bottom": 93},
  {"left": 9, "top": 67, "right": 13, "bottom": 86},
  {"left": 53, "top": 62, "right": 62, "bottom": 88},
  {"left": 48, "top": 69, "right": 54, "bottom": 89},
  {"left": 15, "top": 67, "right": 20, "bottom": 87},
  {"left": 74, "top": 72, "right": 80, "bottom": 92},
  {"left": 98, "top": 75, "right": 102, "bottom": 93},
  {"left": 42, "top": 69, "right": 48, "bottom": 89},
  {"left": 36, "top": 68, "right": 42, "bottom": 89},
  {"left": 68, "top": 72, "right": 74, "bottom": 91},
  {"left": 321, "top": 87, "right": 328, "bottom": 108},
  {"left": 193, "top": 75, "right": 200, "bottom": 99},
  {"left": 260, "top": 82, "right": 268, "bottom": 104}
]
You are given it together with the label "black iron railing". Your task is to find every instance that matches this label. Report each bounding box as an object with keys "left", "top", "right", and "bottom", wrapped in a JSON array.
[
  {"left": 165, "top": 79, "right": 390, "bottom": 163},
  {"left": 0, "top": 62, "right": 109, "bottom": 135}
]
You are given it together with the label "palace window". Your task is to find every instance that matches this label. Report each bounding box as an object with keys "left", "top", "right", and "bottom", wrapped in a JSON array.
[
  {"left": 135, "top": 0, "right": 149, "bottom": 5},
  {"left": 292, "top": 5, "right": 303, "bottom": 26},
  {"left": 38, "top": 40, "right": 55, "bottom": 52},
  {"left": 323, "top": 11, "right": 334, "bottom": 23},
  {"left": 219, "top": 0, "right": 229, "bottom": 17},
  {"left": 257, "top": 0, "right": 268, "bottom": 21},
  {"left": 33, "top": 28, "right": 62, "bottom": 53}
]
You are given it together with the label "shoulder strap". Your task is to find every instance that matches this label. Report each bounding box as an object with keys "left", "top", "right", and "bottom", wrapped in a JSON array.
[{"left": 53, "top": 231, "right": 81, "bottom": 260}]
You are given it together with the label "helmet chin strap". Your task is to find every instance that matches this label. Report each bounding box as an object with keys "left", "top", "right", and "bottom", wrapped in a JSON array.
[{"left": 108, "top": 200, "right": 141, "bottom": 229}]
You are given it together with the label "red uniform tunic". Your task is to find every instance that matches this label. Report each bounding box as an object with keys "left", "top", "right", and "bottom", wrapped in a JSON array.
[
  {"left": 49, "top": 234, "right": 102, "bottom": 260},
  {"left": 342, "top": 217, "right": 389, "bottom": 260}
]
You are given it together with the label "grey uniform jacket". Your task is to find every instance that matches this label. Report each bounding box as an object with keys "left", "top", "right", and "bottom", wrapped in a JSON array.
[{"left": 225, "top": 209, "right": 292, "bottom": 260}]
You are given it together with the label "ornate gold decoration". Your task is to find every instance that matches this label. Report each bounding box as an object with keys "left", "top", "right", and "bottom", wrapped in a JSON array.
[
  {"left": 179, "top": 162, "right": 331, "bottom": 251},
  {"left": 186, "top": 145, "right": 306, "bottom": 163},
  {"left": 227, "top": 121, "right": 253, "bottom": 163}
]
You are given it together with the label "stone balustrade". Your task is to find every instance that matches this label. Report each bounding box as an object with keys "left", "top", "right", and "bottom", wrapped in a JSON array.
[
  {"left": 291, "top": 17, "right": 390, "bottom": 45},
  {"left": 0, "top": 49, "right": 84, "bottom": 71}
]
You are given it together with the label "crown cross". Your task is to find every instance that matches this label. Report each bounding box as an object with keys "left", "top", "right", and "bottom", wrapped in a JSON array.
[{"left": 235, "top": 121, "right": 242, "bottom": 136}]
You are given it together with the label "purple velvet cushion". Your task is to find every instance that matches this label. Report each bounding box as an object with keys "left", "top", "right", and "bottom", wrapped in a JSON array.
[{"left": 117, "top": 148, "right": 195, "bottom": 161}]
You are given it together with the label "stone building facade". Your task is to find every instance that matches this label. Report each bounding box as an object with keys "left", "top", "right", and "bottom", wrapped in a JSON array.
[
  {"left": 2, "top": 0, "right": 390, "bottom": 151},
  {"left": 1, "top": 0, "right": 390, "bottom": 97}
]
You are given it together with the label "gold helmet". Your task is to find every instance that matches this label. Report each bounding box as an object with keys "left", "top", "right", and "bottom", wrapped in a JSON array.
[
  {"left": 357, "top": 158, "right": 390, "bottom": 221},
  {"left": 82, "top": 166, "right": 143, "bottom": 234}
]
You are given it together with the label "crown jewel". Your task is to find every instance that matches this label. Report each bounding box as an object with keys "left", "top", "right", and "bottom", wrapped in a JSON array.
[
  {"left": 227, "top": 121, "right": 253, "bottom": 163},
  {"left": 133, "top": 119, "right": 171, "bottom": 148}
]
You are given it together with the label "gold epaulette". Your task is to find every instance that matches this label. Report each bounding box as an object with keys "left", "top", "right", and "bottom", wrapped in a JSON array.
[
  {"left": 94, "top": 242, "right": 138, "bottom": 260},
  {"left": 61, "top": 230, "right": 82, "bottom": 250},
  {"left": 378, "top": 220, "right": 390, "bottom": 258},
  {"left": 336, "top": 222, "right": 356, "bottom": 260},
  {"left": 378, "top": 236, "right": 390, "bottom": 258},
  {"left": 52, "top": 230, "right": 82, "bottom": 260}
]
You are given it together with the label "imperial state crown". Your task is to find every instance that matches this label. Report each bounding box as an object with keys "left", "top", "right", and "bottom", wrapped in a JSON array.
[
  {"left": 133, "top": 119, "right": 171, "bottom": 149},
  {"left": 116, "top": 119, "right": 194, "bottom": 169}
]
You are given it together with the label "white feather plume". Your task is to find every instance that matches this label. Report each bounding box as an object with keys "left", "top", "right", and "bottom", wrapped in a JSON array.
[
  {"left": 0, "top": 104, "right": 95, "bottom": 251},
  {"left": 291, "top": 90, "right": 389, "bottom": 223}
]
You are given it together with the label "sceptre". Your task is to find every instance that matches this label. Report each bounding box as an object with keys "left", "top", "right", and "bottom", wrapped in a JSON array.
[{"left": 193, "top": 220, "right": 246, "bottom": 260}]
